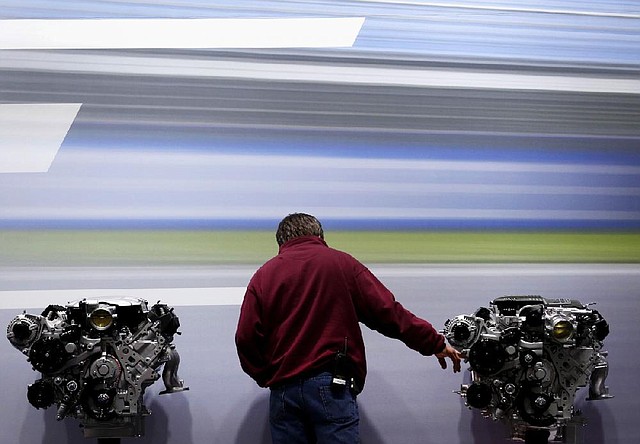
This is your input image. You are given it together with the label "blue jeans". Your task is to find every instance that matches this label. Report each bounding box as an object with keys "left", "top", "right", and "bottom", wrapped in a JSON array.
[{"left": 269, "top": 372, "right": 359, "bottom": 444}]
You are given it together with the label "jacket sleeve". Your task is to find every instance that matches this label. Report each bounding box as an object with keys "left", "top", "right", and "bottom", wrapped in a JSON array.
[
  {"left": 235, "top": 282, "right": 269, "bottom": 387},
  {"left": 352, "top": 265, "right": 445, "bottom": 356}
]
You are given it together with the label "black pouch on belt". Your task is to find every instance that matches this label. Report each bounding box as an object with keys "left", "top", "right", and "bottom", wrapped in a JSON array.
[{"left": 331, "top": 349, "right": 350, "bottom": 390}]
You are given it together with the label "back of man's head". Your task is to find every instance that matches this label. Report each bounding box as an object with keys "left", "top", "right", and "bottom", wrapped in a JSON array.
[{"left": 276, "top": 213, "right": 324, "bottom": 246}]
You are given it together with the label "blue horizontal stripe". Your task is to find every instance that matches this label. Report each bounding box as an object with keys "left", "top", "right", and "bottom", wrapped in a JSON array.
[
  {"left": 2, "top": 218, "right": 639, "bottom": 231},
  {"left": 65, "top": 126, "right": 640, "bottom": 167}
]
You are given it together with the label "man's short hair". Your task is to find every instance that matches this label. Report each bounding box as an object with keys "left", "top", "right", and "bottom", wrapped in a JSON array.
[{"left": 276, "top": 213, "right": 324, "bottom": 246}]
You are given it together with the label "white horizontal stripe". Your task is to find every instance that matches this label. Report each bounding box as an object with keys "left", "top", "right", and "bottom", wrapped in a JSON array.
[
  {"left": 0, "top": 287, "right": 246, "bottom": 310},
  {"left": 2, "top": 52, "right": 638, "bottom": 94},
  {"left": 0, "top": 104, "right": 81, "bottom": 173},
  {"left": 370, "top": 264, "right": 640, "bottom": 277},
  {"left": 0, "top": 18, "right": 365, "bottom": 50},
  {"left": 61, "top": 150, "right": 640, "bottom": 176},
  {"left": 3, "top": 265, "right": 639, "bottom": 309}
]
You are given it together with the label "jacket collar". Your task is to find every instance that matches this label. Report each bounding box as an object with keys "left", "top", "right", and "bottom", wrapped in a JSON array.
[{"left": 279, "top": 235, "right": 327, "bottom": 253}]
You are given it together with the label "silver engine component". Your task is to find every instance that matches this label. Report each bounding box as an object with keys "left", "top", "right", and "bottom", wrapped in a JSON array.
[
  {"left": 6, "top": 297, "right": 188, "bottom": 438},
  {"left": 443, "top": 295, "right": 612, "bottom": 444}
]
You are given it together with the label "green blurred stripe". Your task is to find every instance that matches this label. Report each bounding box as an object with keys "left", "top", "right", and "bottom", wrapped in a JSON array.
[{"left": 1, "top": 230, "right": 639, "bottom": 265}]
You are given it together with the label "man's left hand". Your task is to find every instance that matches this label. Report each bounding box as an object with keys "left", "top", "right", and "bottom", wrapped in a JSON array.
[{"left": 435, "top": 344, "right": 463, "bottom": 373}]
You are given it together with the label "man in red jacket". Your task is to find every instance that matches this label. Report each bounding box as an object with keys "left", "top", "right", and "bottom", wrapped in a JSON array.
[{"left": 236, "top": 213, "right": 462, "bottom": 443}]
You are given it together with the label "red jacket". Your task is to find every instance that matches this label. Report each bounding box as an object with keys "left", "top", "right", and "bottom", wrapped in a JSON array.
[{"left": 235, "top": 235, "right": 445, "bottom": 389}]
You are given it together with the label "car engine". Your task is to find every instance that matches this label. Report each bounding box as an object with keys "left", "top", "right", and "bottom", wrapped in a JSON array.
[
  {"left": 443, "top": 295, "right": 612, "bottom": 444},
  {"left": 6, "top": 297, "right": 188, "bottom": 439}
]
